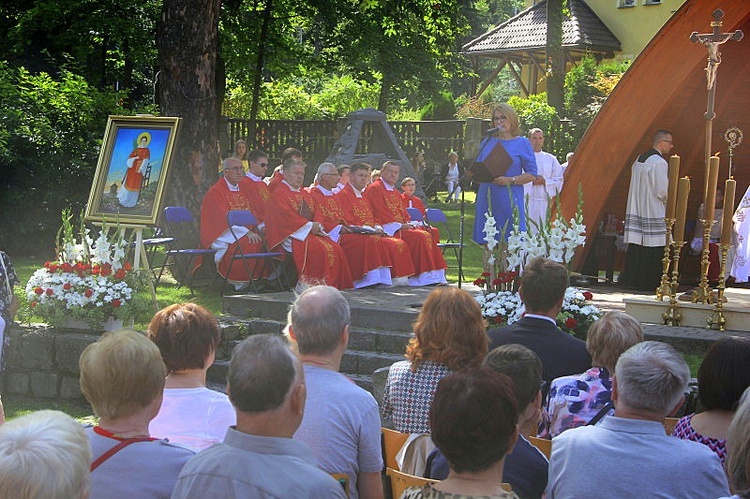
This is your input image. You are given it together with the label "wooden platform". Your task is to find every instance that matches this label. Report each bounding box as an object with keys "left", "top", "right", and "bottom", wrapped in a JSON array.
[{"left": 624, "top": 287, "right": 750, "bottom": 332}]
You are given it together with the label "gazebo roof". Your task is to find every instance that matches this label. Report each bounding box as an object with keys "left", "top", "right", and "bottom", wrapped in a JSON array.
[{"left": 462, "top": 0, "right": 621, "bottom": 57}]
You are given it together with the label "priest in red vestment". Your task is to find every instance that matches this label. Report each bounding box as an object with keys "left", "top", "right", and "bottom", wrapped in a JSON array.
[
  {"left": 200, "top": 158, "right": 270, "bottom": 290},
  {"left": 117, "top": 133, "right": 151, "bottom": 208},
  {"left": 264, "top": 159, "right": 353, "bottom": 290},
  {"left": 336, "top": 162, "right": 415, "bottom": 285},
  {"left": 266, "top": 147, "right": 303, "bottom": 192},
  {"left": 310, "top": 162, "right": 394, "bottom": 288},
  {"left": 400, "top": 176, "right": 440, "bottom": 242},
  {"left": 243, "top": 149, "right": 272, "bottom": 223},
  {"left": 364, "top": 161, "right": 447, "bottom": 286}
]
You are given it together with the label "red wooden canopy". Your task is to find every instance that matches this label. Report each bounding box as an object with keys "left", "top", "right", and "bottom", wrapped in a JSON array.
[{"left": 562, "top": 0, "right": 750, "bottom": 270}]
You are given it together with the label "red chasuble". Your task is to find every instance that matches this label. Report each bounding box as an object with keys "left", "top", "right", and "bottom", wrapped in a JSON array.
[
  {"left": 336, "top": 185, "right": 415, "bottom": 279},
  {"left": 200, "top": 179, "right": 269, "bottom": 283},
  {"left": 241, "top": 176, "right": 271, "bottom": 223},
  {"left": 364, "top": 179, "right": 447, "bottom": 275},
  {"left": 310, "top": 186, "right": 389, "bottom": 281},
  {"left": 123, "top": 146, "right": 150, "bottom": 191},
  {"left": 267, "top": 170, "right": 284, "bottom": 192},
  {"left": 265, "top": 182, "right": 353, "bottom": 290}
]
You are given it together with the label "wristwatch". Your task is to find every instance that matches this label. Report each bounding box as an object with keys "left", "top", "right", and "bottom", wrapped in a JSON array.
[{"left": 510, "top": 176, "right": 516, "bottom": 185}]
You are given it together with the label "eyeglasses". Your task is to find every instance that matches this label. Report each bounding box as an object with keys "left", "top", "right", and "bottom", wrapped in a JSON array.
[
  {"left": 661, "top": 139, "right": 673, "bottom": 144},
  {"left": 254, "top": 162, "right": 268, "bottom": 168}
]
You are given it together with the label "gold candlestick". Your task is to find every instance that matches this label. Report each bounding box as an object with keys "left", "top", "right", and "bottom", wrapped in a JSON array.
[
  {"left": 707, "top": 243, "right": 731, "bottom": 331},
  {"left": 663, "top": 240, "right": 685, "bottom": 326},
  {"left": 692, "top": 219, "right": 717, "bottom": 304},
  {"left": 656, "top": 218, "right": 675, "bottom": 301}
]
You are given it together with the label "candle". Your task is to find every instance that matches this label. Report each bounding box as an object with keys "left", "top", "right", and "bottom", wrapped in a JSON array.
[
  {"left": 721, "top": 177, "right": 736, "bottom": 244},
  {"left": 666, "top": 155, "right": 680, "bottom": 220},
  {"left": 703, "top": 156, "right": 720, "bottom": 222},
  {"left": 674, "top": 177, "right": 691, "bottom": 242}
]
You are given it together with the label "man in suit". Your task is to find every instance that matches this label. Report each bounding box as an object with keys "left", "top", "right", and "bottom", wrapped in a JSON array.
[{"left": 487, "top": 257, "right": 591, "bottom": 392}]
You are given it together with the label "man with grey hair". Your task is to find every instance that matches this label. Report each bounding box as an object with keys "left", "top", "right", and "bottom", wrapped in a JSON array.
[
  {"left": 289, "top": 286, "right": 383, "bottom": 499},
  {"left": 172, "top": 334, "right": 346, "bottom": 498},
  {"left": 547, "top": 341, "right": 729, "bottom": 498},
  {"left": 200, "top": 156, "right": 267, "bottom": 290},
  {"left": 526, "top": 128, "right": 563, "bottom": 232}
]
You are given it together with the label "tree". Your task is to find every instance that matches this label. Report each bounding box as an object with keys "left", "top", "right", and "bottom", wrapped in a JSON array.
[
  {"left": 546, "top": 0, "right": 565, "bottom": 114},
  {"left": 156, "top": 0, "right": 222, "bottom": 221}
]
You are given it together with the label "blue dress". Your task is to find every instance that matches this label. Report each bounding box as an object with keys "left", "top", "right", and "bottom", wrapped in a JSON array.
[{"left": 472, "top": 136, "right": 537, "bottom": 244}]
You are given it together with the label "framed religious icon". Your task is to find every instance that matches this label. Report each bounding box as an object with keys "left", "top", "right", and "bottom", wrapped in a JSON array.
[{"left": 85, "top": 115, "right": 181, "bottom": 225}]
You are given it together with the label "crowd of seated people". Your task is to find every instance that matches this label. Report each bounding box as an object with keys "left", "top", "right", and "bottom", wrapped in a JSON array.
[
  {"left": 5, "top": 256, "right": 750, "bottom": 498},
  {"left": 198, "top": 147, "right": 448, "bottom": 291}
]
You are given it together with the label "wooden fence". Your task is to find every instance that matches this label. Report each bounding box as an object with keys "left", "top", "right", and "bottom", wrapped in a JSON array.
[{"left": 222, "top": 117, "right": 466, "bottom": 168}]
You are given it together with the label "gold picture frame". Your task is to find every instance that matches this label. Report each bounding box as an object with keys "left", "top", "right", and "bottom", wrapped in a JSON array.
[{"left": 85, "top": 115, "right": 180, "bottom": 226}]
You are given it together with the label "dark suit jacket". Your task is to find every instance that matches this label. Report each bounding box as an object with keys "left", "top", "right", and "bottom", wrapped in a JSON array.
[{"left": 487, "top": 316, "right": 592, "bottom": 390}]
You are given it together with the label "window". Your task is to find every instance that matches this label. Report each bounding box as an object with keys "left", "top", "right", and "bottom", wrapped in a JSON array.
[
  {"left": 644, "top": 0, "right": 662, "bottom": 4},
  {"left": 619, "top": 0, "right": 636, "bottom": 7}
]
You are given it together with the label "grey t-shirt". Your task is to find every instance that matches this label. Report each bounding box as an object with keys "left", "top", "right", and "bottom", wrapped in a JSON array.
[{"left": 294, "top": 365, "right": 383, "bottom": 499}]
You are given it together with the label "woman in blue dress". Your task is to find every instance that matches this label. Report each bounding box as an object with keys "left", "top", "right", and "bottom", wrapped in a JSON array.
[{"left": 472, "top": 103, "right": 537, "bottom": 246}]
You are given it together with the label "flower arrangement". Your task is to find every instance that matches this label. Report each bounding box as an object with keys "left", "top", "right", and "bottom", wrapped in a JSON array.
[
  {"left": 475, "top": 283, "right": 602, "bottom": 340},
  {"left": 25, "top": 209, "right": 150, "bottom": 328},
  {"left": 476, "top": 184, "right": 600, "bottom": 339}
]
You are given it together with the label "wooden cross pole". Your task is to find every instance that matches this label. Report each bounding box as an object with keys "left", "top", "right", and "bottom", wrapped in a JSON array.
[{"left": 690, "top": 9, "right": 743, "bottom": 197}]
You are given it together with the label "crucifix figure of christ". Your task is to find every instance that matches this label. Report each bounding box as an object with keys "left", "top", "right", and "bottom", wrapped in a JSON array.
[{"left": 690, "top": 9, "right": 743, "bottom": 186}]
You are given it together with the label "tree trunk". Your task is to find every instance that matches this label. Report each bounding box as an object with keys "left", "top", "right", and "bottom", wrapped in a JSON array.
[
  {"left": 546, "top": 0, "right": 565, "bottom": 114},
  {"left": 249, "top": 0, "right": 274, "bottom": 140},
  {"left": 378, "top": 71, "right": 391, "bottom": 114},
  {"left": 156, "top": 0, "right": 222, "bottom": 227}
]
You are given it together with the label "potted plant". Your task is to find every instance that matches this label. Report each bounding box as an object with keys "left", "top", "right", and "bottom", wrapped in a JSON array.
[{"left": 25, "top": 209, "right": 151, "bottom": 330}]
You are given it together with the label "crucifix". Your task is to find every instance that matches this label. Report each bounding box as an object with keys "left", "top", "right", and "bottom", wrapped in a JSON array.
[{"left": 690, "top": 9, "right": 743, "bottom": 196}]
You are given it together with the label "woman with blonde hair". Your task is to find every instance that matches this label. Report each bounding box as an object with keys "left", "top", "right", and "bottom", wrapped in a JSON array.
[
  {"left": 472, "top": 103, "right": 537, "bottom": 249},
  {"left": 381, "top": 286, "right": 489, "bottom": 433},
  {"left": 723, "top": 387, "right": 750, "bottom": 499}
]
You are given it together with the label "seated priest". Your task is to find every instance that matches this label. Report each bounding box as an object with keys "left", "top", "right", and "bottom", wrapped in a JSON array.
[
  {"left": 200, "top": 157, "right": 270, "bottom": 291},
  {"left": 364, "top": 160, "right": 447, "bottom": 286},
  {"left": 267, "top": 147, "right": 304, "bottom": 192},
  {"left": 336, "top": 162, "right": 415, "bottom": 286},
  {"left": 264, "top": 158, "right": 354, "bottom": 290},
  {"left": 243, "top": 149, "right": 272, "bottom": 224},
  {"left": 310, "top": 162, "right": 392, "bottom": 289}
]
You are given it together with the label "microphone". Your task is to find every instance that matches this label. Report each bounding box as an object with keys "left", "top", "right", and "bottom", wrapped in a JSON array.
[{"left": 486, "top": 126, "right": 501, "bottom": 134}]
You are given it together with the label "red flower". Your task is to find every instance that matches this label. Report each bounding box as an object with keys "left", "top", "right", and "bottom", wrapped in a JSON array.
[
  {"left": 112, "top": 299, "right": 122, "bottom": 307},
  {"left": 61, "top": 262, "right": 74, "bottom": 273},
  {"left": 100, "top": 263, "right": 112, "bottom": 277},
  {"left": 473, "top": 278, "right": 486, "bottom": 286},
  {"left": 45, "top": 288, "right": 54, "bottom": 296},
  {"left": 565, "top": 317, "right": 578, "bottom": 329},
  {"left": 63, "top": 283, "right": 72, "bottom": 290},
  {"left": 30, "top": 301, "right": 37, "bottom": 308},
  {"left": 84, "top": 289, "right": 94, "bottom": 298},
  {"left": 34, "top": 287, "right": 44, "bottom": 295},
  {"left": 481, "top": 272, "right": 491, "bottom": 277},
  {"left": 123, "top": 262, "right": 133, "bottom": 271},
  {"left": 46, "top": 263, "right": 58, "bottom": 273},
  {"left": 114, "top": 269, "right": 126, "bottom": 280},
  {"left": 492, "top": 278, "right": 503, "bottom": 287},
  {"left": 92, "top": 266, "right": 100, "bottom": 275},
  {"left": 583, "top": 291, "right": 593, "bottom": 301},
  {"left": 493, "top": 316, "right": 503, "bottom": 324}
]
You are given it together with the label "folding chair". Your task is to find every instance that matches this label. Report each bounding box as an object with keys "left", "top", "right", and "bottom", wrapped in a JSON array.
[
  {"left": 426, "top": 208, "right": 465, "bottom": 280},
  {"left": 384, "top": 468, "right": 437, "bottom": 499},
  {"left": 129, "top": 227, "right": 174, "bottom": 287},
  {"left": 162, "top": 206, "right": 217, "bottom": 294},
  {"left": 406, "top": 207, "right": 423, "bottom": 223},
  {"left": 222, "top": 210, "right": 287, "bottom": 296}
]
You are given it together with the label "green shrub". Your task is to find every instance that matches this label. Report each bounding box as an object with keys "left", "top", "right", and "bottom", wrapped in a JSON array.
[{"left": 0, "top": 62, "right": 126, "bottom": 254}]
